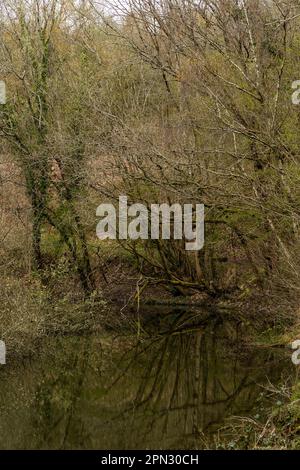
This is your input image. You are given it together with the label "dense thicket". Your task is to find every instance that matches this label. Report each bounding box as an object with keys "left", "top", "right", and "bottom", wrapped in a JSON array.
[{"left": 1, "top": 0, "right": 300, "bottom": 317}]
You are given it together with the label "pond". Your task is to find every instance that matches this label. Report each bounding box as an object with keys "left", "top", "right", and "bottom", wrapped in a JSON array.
[{"left": 0, "top": 306, "right": 294, "bottom": 449}]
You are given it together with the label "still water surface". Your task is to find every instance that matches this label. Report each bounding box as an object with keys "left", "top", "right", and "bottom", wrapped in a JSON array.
[{"left": 0, "top": 307, "right": 293, "bottom": 449}]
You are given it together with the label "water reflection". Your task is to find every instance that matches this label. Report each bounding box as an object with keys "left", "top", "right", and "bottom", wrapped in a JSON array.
[{"left": 0, "top": 307, "right": 293, "bottom": 449}]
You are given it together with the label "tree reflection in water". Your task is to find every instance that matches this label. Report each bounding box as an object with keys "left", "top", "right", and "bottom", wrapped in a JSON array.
[{"left": 0, "top": 307, "right": 293, "bottom": 449}]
